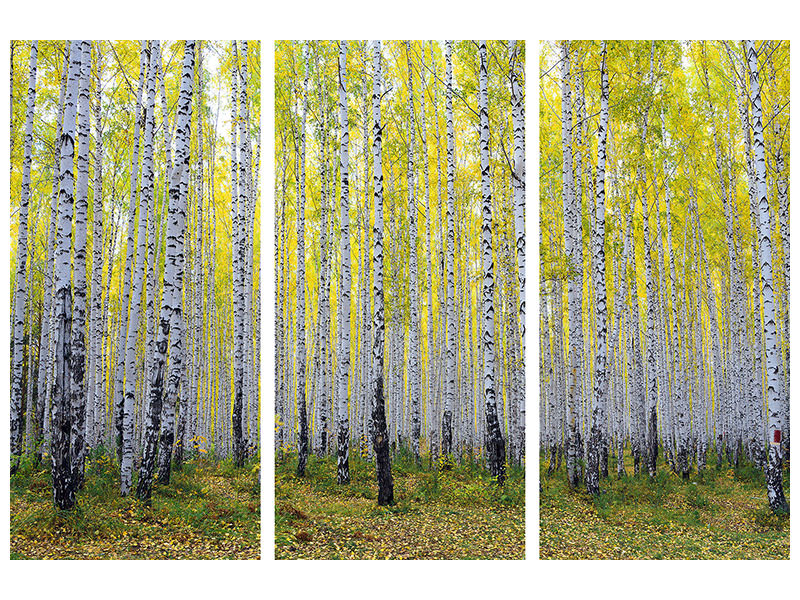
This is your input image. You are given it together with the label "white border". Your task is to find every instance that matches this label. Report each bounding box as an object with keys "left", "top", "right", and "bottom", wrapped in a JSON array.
[{"left": 1, "top": 1, "right": 796, "bottom": 598}]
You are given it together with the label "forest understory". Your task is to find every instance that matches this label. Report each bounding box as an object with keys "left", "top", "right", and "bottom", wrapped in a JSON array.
[
  {"left": 10, "top": 453, "right": 260, "bottom": 560},
  {"left": 539, "top": 451, "right": 789, "bottom": 560},
  {"left": 275, "top": 453, "right": 524, "bottom": 559}
]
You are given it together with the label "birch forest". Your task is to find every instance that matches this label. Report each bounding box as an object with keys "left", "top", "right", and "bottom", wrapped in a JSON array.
[
  {"left": 9, "top": 40, "right": 261, "bottom": 560},
  {"left": 539, "top": 40, "right": 790, "bottom": 560},
  {"left": 275, "top": 40, "right": 525, "bottom": 559}
]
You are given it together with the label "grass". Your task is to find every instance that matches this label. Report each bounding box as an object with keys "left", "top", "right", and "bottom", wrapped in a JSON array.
[
  {"left": 540, "top": 449, "right": 789, "bottom": 559},
  {"left": 10, "top": 449, "right": 260, "bottom": 560},
  {"left": 275, "top": 450, "right": 525, "bottom": 559}
]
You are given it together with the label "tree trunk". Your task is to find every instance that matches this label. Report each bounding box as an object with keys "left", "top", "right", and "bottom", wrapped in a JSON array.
[
  {"left": 336, "top": 40, "right": 352, "bottom": 484},
  {"left": 157, "top": 41, "right": 195, "bottom": 485},
  {"left": 88, "top": 42, "right": 105, "bottom": 453},
  {"left": 371, "top": 40, "right": 393, "bottom": 506},
  {"left": 296, "top": 41, "right": 310, "bottom": 477},
  {"left": 114, "top": 43, "right": 147, "bottom": 464},
  {"left": 121, "top": 41, "right": 157, "bottom": 496},
  {"left": 139, "top": 40, "right": 194, "bottom": 500},
  {"left": 586, "top": 42, "right": 609, "bottom": 496},
  {"left": 746, "top": 40, "right": 789, "bottom": 514},
  {"left": 561, "top": 41, "right": 582, "bottom": 489},
  {"left": 51, "top": 40, "right": 82, "bottom": 510},
  {"left": 69, "top": 40, "right": 92, "bottom": 492},
  {"left": 231, "top": 40, "right": 248, "bottom": 467},
  {"left": 10, "top": 41, "right": 37, "bottom": 473},
  {"left": 442, "top": 40, "right": 456, "bottom": 464},
  {"left": 406, "top": 41, "right": 422, "bottom": 461},
  {"left": 477, "top": 41, "right": 506, "bottom": 484}
]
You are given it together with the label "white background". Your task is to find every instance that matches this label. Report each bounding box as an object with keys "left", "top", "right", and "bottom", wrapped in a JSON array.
[{"left": 1, "top": 1, "right": 796, "bottom": 597}]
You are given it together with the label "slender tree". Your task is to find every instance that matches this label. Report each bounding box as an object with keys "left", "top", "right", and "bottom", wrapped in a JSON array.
[
  {"left": 586, "top": 42, "right": 609, "bottom": 496},
  {"left": 477, "top": 41, "right": 506, "bottom": 484},
  {"left": 88, "top": 42, "right": 105, "bottom": 452},
  {"left": 156, "top": 41, "right": 196, "bottom": 485},
  {"left": 69, "top": 40, "right": 92, "bottom": 492},
  {"left": 442, "top": 40, "right": 456, "bottom": 463},
  {"left": 561, "top": 40, "right": 582, "bottom": 489},
  {"left": 746, "top": 40, "right": 789, "bottom": 514},
  {"left": 406, "top": 41, "right": 422, "bottom": 461},
  {"left": 121, "top": 41, "right": 157, "bottom": 496},
  {"left": 51, "top": 40, "right": 82, "bottom": 510},
  {"left": 137, "top": 41, "right": 195, "bottom": 500},
  {"left": 114, "top": 43, "right": 147, "bottom": 463},
  {"left": 10, "top": 41, "right": 37, "bottom": 473},
  {"left": 35, "top": 48, "right": 68, "bottom": 466},
  {"left": 232, "top": 40, "right": 248, "bottom": 468},
  {"left": 371, "top": 40, "right": 394, "bottom": 506},
  {"left": 296, "top": 41, "right": 310, "bottom": 477},
  {"left": 336, "top": 40, "right": 351, "bottom": 484},
  {"left": 510, "top": 39, "right": 525, "bottom": 344}
]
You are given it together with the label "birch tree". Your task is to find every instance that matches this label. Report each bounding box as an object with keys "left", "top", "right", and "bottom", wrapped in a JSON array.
[
  {"left": 478, "top": 41, "right": 506, "bottom": 484},
  {"left": 114, "top": 43, "right": 147, "bottom": 461},
  {"left": 371, "top": 40, "right": 394, "bottom": 505},
  {"left": 51, "top": 40, "right": 82, "bottom": 509},
  {"left": 138, "top": 40, "right": 194, "bottom": 500},
  {"left": 747, "top": 39, "right": 789, "bottom": 514},
  {"left": 443, "top": 40, "right": 456, "bottom": 463},
  {"left": 10, "top": 41, "right": 37, "bottom": 473},
  {"left": 121, "top": 41, "right": 157, "bottom": 495},
  {"left": 296, "top": 41, "right": 310, "bottom": 477},
  {"left": 88, "top": 43, "right": 105, "bottom": 451},
  {"left": 336, "top": 40, "right": 352, "bottom": 484},
  {"left": 232, "top": 40, "right": 248, "bottom": 468},
  {"left": 69, "top": 40, "right": 92, "bottom": 491},
  {"left": 586, "top": 42, "right": 609, "bottom": 496},
  {"left": 561, "top": 41, "right": 582, "bottom": 489},
  {"left": 406, "top": 41, "right": 422, "bottom": 461}
]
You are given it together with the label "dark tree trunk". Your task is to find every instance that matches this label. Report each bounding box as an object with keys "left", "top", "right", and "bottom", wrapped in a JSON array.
[{"left": 372, "top": 374, "right": 393, "bottom": 506}]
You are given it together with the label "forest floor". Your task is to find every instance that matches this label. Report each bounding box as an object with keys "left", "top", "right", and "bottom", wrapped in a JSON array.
[
  {"left": 10, "top": 452, "right": 260, "bottom": 559},
  {"left": 540, "top": 450, "right": 789, "bottom": 559},
  {"left": 275, "top": 451, "right": 525, "bottom": 559}
]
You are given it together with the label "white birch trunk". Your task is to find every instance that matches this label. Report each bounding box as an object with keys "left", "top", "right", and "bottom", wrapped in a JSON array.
[
  {"left": 443, "top": 40, "right": 456, "bottom": 461},
  {"left": 11, "top": 41, "right": 37, "bottom": 468},
  {"left": 336, "top": 40, "right": 352, "bottom": 483},
  {"left": 315, "top": 53, "right": 332, "bottom": 457},
  {"left": 405, "top": 41, "right": 422, "bottom": 460},
  {"left": 157, "top": 40, "right": 194, "bottom": 484},
  {"left": 510, "top": 39, "right": 525, "bottom": 349},
  {"left": 69, "top": 40, "right": 91, "bottom": 490},
  {"left": 232, "top": 40, "right": 248, "bottom": 467},
  {"left": 51, "top": 40, "right": 82, "bottom": 509},
  {"left": 296, "top": 41, "right": 310, "bottom": 476},
  {"left": 746, "top": 40, "right": 789, "bottom": 513},
  {"left": 561, "top": 41, "right": 582, "bottom": 488},
  {"left": 89, "top": 43, "right": 105, "bottom": 451},
  {"left": 418, "top": 42, "right": 435, "bottom": 461},
  {"left": 586, "top": 43, "right": 609, "bottom": 495},
  {"left": 140, "top": 40, "right": 194, "bottom": 498},
  {"left": 478, "top": 41, "right": 505, "bottom": 483},
  {"left": 121, "top": 42, "right": 157, "bottom": 495},
  {"left": 39, "top": 51, "right": 70, "bottom": 456},
  {"left": 113, "top": 43, "right": 147, "bottom": 461},
  {"left": 371, "top": 41, "right": 393, "bottom": 505}
]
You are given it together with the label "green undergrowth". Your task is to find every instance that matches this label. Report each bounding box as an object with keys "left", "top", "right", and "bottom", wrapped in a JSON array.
[
  {"left": 275, "top": 451, "right": 525, "bottom": 559},
  {"left": 540, "top": 449, "right": 789, "bottom": 559},
  {"left": 10, "top": 449, "right": 260, "bottom": 560}
]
